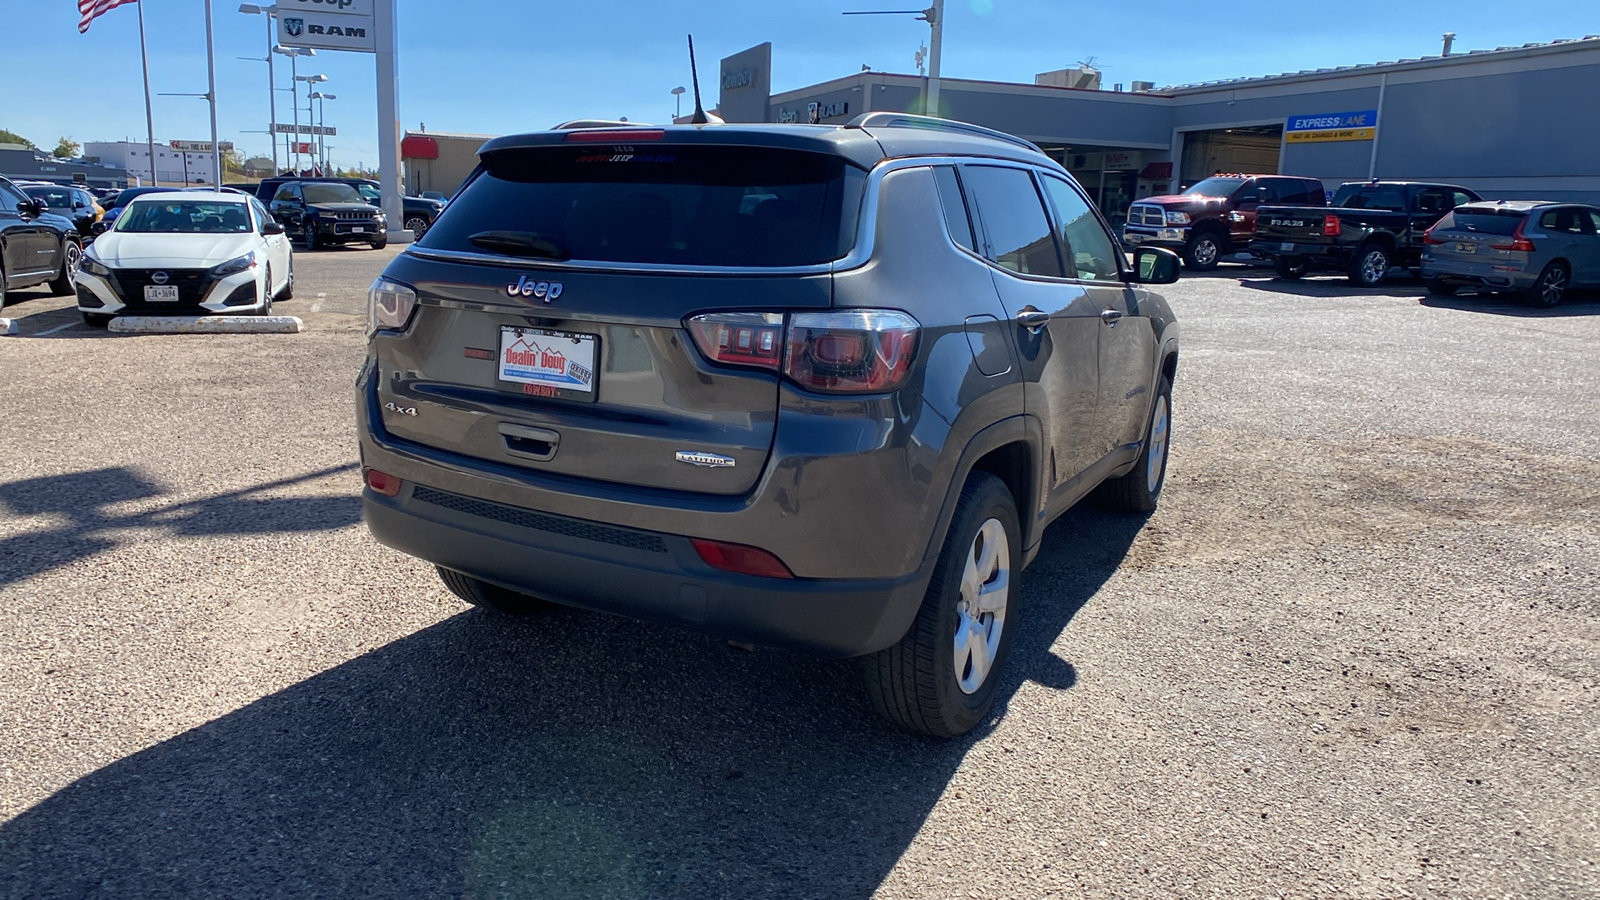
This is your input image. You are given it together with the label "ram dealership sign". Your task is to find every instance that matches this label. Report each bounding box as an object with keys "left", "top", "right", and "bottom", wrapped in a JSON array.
[{"left": 277, "top": 0, "right": 376, "bottom": 53}]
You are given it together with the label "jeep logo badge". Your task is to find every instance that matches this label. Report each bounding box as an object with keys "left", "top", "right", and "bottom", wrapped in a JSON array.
[{"left": 506, "top": 275, "right": 564, "bottom": 303}]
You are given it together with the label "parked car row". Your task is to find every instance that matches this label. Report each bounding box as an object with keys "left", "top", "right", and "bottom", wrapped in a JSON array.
[
  {"left": 1122, "top": 174, "right": 1596, "bottom": 307},
  {"left": 0, "top": 176, "right": 82, "bottom": 305}
]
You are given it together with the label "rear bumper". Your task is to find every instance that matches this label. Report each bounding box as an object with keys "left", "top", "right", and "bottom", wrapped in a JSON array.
[
  {"left": 364, "top": 481, "right": 931, "bottom": 657},
  {"left": 1420, "top": 256, "right": 1532, "bottom": 290},
  {"left": 1249, "top": 239, "right": 1354, "bottom": 266}
]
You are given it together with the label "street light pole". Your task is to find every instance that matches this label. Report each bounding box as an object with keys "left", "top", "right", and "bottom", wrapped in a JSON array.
[
  {"left": 239, "top": 4, "right": 279, "bottom": 173},
  {"left": 204, "top": 0, "right": 222, "bottom": 188},
  {"left": 843, "top": 2, "right": 946, "bottom": 117}
]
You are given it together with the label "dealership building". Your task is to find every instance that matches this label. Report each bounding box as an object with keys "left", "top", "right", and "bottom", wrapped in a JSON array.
[{"left": 404, "top": 35, "right": 1600, "bottom": 225}]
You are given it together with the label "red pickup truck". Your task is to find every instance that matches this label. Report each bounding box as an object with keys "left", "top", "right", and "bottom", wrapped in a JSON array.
[{"left": 1121, "top": 174, "right": 1327, "bottom": 271}]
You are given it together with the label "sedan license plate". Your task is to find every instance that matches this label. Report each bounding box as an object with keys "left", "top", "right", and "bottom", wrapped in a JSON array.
[
  {"left": 1455, "top": 242, "right": 1477, "bottom": 254},
  {"left": 1279, "top": 242, "right": 1295, "bottom": 252},
  {"left": 143, "top": 285, "right": 179, "bottom": 302},
  {"left": 499, "top": 326, "right": 598, "bottom": 398}
]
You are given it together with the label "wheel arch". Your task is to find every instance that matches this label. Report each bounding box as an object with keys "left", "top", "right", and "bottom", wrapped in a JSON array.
[{"left": 920, "top": 415, "right": 1045, "bottom": 572}]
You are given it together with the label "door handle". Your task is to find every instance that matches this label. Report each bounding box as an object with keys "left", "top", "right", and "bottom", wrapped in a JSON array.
[
  {"left": 1099, "top": 309, "right": 1124, "bottom": 325},
  {"left": 1015, "top": 308, "right": 1051, "bottom": 332}
]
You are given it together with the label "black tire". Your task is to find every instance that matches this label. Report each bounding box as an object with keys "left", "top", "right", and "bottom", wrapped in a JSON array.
[
  {"left": 1273, "top": 256, "right": 1308, "bottom": 280},
  {"left": 370, "top": 235, "right": 389, "bottom": 250},
  {"left": 81, "top": 312, "right": 112, "bottom": 328},
  {"left": 1094, "top": 375, "right": 1173, "bottom": 513},
  {"left": 259, "top": 266, "right": 273, "bottom": 316},
  {"left": 1426, "top": 277, "right": 1458, "bottom": 297},
  {"left": 49, "top": 240, "right": 81, "bottom": 296},
  {"left": 436, "top": 566, "right": 549, "bottom": 615},
  {"left": 404, "top": 216, "right": 430, "bottom": 239},
  {"left": 864, "top": 472, "right": 1021, "bottom": 738},
  {"left": 275, "top": 258, "right": 295, "bottom": 301},
  {"left": 1347, "top": 242, "right": 1391, "bottom": 287},
  {"left": 1526, "top": 261, "right": 1569, "bottom": 308},
  {"left": 0, "top": 260, "right": 7, "bottom": 308},
  {"left": 1183, "top": 231, "right": 1224, "bottom": 271},
  {"left": 303, "top": 228, "right": 319, "bottom": 252}
]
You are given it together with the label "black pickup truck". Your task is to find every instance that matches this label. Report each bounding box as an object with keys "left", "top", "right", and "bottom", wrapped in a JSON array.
[{"left": 1251, "top": 181, "right": 1483, "bottom": 286}]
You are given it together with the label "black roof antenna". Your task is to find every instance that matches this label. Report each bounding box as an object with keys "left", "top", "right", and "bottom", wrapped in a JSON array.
[{"left": 687, "top": 35, "right": 710, "bottom": 124}]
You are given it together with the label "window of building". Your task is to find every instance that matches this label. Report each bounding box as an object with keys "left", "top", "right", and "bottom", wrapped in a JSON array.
[{"left": 959, "top": 165, "right": 1062, "bottom": 278}]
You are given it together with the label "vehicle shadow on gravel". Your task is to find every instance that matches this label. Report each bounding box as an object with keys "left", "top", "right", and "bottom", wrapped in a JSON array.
[
  {"left": 1233, "top": 275, "right": 1427, "bottom": 300},
  {"left": 0, "top": 506, "right": 1145, "bottom": 898},
  {"left": 1418, "top": 291, "right": 1600, "bottom": 317},
  {"left": 0, "top": 464, "right": 361, "bottom": 589}
]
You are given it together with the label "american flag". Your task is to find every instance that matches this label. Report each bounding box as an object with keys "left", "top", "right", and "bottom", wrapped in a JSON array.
[{"left": 78, "top": 0, "right": 138, "bottom": 34}]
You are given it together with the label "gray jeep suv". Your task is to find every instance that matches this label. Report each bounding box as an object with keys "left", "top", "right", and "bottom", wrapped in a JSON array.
[{"left": 357, "top": 114, "right": 1181, "bottom": 737}]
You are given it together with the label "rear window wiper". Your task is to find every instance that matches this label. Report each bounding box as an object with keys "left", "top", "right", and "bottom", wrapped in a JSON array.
[{"left": 468, "top": 230, "right": 571, "bottom": 261}]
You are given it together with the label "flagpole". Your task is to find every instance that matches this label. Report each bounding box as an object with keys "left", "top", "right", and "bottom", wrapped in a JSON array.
[
  {"left": 203, "top": 0, "right": 222, "bottom": 188},
  {"left": 135, "top": 0, "right": 158, "bottom": 186}
]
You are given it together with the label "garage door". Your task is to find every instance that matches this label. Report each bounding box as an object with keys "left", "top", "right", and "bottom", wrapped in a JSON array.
[{"left": 1180, "top": 126, "right": 1283, "bottom": 185}]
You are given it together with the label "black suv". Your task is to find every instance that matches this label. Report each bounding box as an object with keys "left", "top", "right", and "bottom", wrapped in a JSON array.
[
  {"left": 0, "top": 176, "right": 82, "bottom": 306},
  {"left": 255, "top": 176, "right": 444, "bottom": 239},
  {"left": 264, "top": 180, "right": 387, "bottom": 250},
  {"left": 357, "top": 115, "right": 1181, "bottom": 736}
]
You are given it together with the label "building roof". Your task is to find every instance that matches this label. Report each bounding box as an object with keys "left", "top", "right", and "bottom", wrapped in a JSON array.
[
  {"left": 1161, "top": 35, "right": 1600, "bottom": 92},
  {"left": 403, "top": 130, "right": 497, "bottom": 141}
]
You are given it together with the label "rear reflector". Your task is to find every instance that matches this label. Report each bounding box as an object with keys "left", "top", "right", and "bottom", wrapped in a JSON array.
[
  {"left": 364, "top": 468, "right": 403, "bottom": 497},
  {"left": 563, "top": 129, "right": 666, "bottom": 142},
  {"left": 691, "top": 539, "right": 795, "bottom": 579}
]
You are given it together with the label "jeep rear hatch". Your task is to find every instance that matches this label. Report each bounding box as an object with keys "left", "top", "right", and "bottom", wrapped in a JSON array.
[{"left": 374, "top": 142, "right": 869, "bottom": 495}]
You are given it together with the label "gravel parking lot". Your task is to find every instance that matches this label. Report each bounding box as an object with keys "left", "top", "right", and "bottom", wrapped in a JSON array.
[{"left": 0, "top": 252, "right": 1595, "bottom": 898}]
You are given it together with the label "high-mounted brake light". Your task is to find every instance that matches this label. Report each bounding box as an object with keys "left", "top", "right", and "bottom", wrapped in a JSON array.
[
  {"left": 691, "top": 539, "right": 794, "bottom": 579},
  {"left": 1492, "top": 218, "right": 1536, "bottom": 253},
  {"left": 563, "top": 129, "right": 666, "bottom": 142},
  {"left": 1322, "top": 214, "right": 1340, "bottom": 237}
]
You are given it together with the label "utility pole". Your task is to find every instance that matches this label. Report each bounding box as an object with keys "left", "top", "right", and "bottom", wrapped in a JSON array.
[
  {"left": 843, "top": 2, "right": 946, "bottom": 117},
  {"left": 204, "top": 0, "right": 222, "bottom": 188}
]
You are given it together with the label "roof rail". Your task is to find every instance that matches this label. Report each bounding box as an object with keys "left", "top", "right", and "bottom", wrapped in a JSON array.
[
  {"left": 844, "top": 112, "right": 1043, "bottom": 153},
  {"left": 550, "top": 119, "right": 654, "bottom": 131}
]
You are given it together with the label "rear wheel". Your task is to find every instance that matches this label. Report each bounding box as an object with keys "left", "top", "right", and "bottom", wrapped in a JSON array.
[
  {"left": 1348, "top": 243, "right": 1391, "bottom": 287},
  {"left": 1526, "top": 261, "right": 1569, "bottom": 308},
  {"left": 437, "top": 566, "right": 549, "bottom": 616},
  {"left": 1095, "top": 375, "right": 1173, "bottom": 512},
  {"left": 1426, "top": 277, "right": 1458, "bottom": 297},
  {"left": 49, "top": 240, "right": 81, "bottom": 296},
  {"left": 1183, "top": 232, "right": 1223, "bottom": 271},
  {"left": 404, "top": 215, "right": 430, "bottom": 239},
  {"left": 276, "top": 259, "right": 294, "bottom": 301},
  {"left": 1273, "top": 256, "right": 1307, "bottom": 280},
  {"left": 864, "top": 472, "right": 1019, "bottom": 738}
]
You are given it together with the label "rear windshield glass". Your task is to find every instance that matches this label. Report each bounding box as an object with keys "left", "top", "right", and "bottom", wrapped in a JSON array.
[
  {"left": 1436, "top": 209, "right": 1524, "bottom": 235},
  {"left": 1331, "top": 185, "right": 1406, "bottom": 211},
  {"left": 420, "top": 145, "right": 867, "bottom": 267}
]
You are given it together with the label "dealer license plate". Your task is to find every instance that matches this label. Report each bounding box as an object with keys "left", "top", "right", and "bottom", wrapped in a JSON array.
[
  {"left": 1279, "top": 242, "right": 1295, "bottom": 252},
  {"left": 352, "top": 226, "right": 365, "bottom": 233},
  {"left": 498, "top": 326, "right": 597, "bottom": 397},
  {"left": 143, "top": 285, "right": 178, "bottom": 302},
  {"left": 1456, "top": 242, "right": 1476, "bottom": 254}
]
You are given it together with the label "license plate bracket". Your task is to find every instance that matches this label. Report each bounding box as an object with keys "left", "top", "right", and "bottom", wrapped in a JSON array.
[
  {"left": 498, "top": 325, "right": 599, "bottom": 403},
  {"left": 1279, "top": 242, "right": 1296, "bottom": 252},
  {"left": 143, "top": 285, "right": 179, "bottom": 302}
]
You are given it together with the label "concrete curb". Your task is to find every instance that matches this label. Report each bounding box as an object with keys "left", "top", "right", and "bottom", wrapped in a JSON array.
[
  {"left": 0, "top": 318, "right": 15, "bottom": 336},
  {"left": 108, "top": 316, "right": 305, "bottom": 335}
]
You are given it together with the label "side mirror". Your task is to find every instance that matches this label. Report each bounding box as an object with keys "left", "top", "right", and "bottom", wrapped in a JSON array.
[
  {"left": 91, "top": 220, "right": 111, "bottom": 236},
  {"left": 20, "top": 199, "right": 44, "bottom": 215},
  {"left": 261, "top": 221, "right": 285, "bottom": 235},
  {"left": 1131, "top": 247, "right": 1181, "bottom": 285}
]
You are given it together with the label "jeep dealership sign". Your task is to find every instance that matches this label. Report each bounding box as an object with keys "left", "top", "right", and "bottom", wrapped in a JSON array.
[{"left": 276, "top": 0, "right": 376, "bottom": 53}]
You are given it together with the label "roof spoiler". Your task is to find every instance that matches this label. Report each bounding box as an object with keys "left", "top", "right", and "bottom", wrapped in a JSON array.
[
  {"left": 844, "top": 112, "right": 1043, "bottom": 154},
  {"left": 550, "top": 119, "right": 655, "bottom": 131}
]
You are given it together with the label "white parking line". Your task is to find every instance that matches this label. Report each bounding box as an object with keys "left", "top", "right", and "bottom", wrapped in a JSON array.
[{"left": 35, "top": 322, "right": 78, "bottom": 337}]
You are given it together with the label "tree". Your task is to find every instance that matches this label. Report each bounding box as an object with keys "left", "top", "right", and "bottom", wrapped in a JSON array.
[
  {"left": 52, "top": 136, "right": 81, "bottom": 159},
  {"left": 0, "top": 129, "right": 35, "bottom": 149},
  {"left": 221, "top": 148, "right": 246, "bottom": 178}
]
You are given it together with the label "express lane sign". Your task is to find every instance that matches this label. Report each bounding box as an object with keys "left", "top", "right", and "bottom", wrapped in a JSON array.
[{"left": 1284, "top": 109, "right": 1378, "bottom": 143}]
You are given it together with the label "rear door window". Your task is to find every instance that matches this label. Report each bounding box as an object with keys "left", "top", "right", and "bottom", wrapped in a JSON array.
[
  {"left": 959, "top": 165, "right": 1063, "bottom": 278},
  {"left": 1333, "top": 185, "right": 1406, "bottom": 211},
  {"left": 1448, "top": 209, "right": 1526, "bottom": 235},
  {"left": 931, "top": 166, "right": 977, "bottom": 254},
  {"left": 420, "top": 145, "right": 867, "bottom": 268}
]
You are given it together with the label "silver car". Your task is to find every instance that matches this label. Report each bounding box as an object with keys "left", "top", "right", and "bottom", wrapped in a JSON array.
[{"left": 1422, "top": 201, "right": 1600, "bottom": 307}]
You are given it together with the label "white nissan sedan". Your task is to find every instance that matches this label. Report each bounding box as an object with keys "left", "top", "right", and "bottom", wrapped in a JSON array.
[{"left": 75, "top": 191, "right": 293, "bottom": 326}]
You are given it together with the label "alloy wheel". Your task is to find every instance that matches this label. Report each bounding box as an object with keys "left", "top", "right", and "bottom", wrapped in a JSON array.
[
  {"left": 1362, "top": 250, "right": 1388, "bottom": 284},
  {"left": 405, "top": 216, "right": 429, "bottom": 238},
  {"left": 1194, "top": 238, "right": 1218, "bottom": 267},
  {"left": 1540, "top": 267, "right": 1567, "bottom": 306},
  {"left": 65, "top": 242, "right": 82, "bottom": 280},
  {"left": 1146, "top": 395, "right": 1170, "bottom": 489},
  {"left": 954, "top": 518, "right": 1011, "bottom": 695}
]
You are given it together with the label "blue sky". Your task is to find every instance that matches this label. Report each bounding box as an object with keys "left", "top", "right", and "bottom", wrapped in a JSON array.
[{"left": 5, "top": 0, "right": 1597, "bottom": 170}]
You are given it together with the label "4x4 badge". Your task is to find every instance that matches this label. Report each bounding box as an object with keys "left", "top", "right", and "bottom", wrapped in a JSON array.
[
  {"left": 506, "top": 275, "right": 564, "bottom": 302},
  {"left": 675, "top": 451, "right": 734, "bottom": 468}
]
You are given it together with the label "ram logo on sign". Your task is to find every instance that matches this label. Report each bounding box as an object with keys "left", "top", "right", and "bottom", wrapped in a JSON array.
[{"left": 277, "top": 8, "right": 376, "bottom": 52}]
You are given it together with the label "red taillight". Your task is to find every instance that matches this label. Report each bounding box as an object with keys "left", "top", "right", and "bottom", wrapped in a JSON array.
[
  {"left": 687, "top": 313, "right": 784, "bottom": 370},
  {"left": 364, "top": 468, "right": 402, "bottom": 497},
  {"left": 563, "top": 129, "right": 666, "bottom": 142},
  {"left": 691, "top": 539, "right": 794, "bottom": 579},
  {"left": 1492, "top": 219, "right": 1536, "bottom": 253},
  {"left": 1322, "top": 214, "right": 1340, "bottom": 237},
  {"left": 685, "top": 310, "right": 920, "bottom": 394},
  {"left": 785, "top": 310, "right": 919, "bottom": 394},
  {"left": 1422, "top": 227, "right": 1444, "bottom": 245}
]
